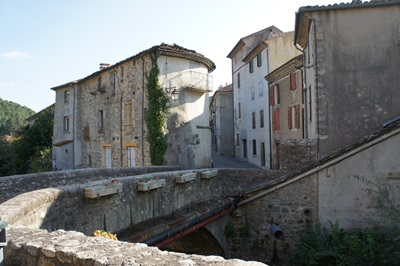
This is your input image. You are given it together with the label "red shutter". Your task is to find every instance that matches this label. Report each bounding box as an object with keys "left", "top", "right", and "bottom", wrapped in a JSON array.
[
  {"left": 272, "top": 109, "right": 280, "bottom": 131},
  {"left": 290, "top": 73, "right": 297, "bottom": 90},
  {"left": 269, "top": 85, "right": 274, "bottom": 106},
  {"left": 288, "top": 107, "right": 292, "bottom": 129},
  {"left": 295, "top": 105, "right": 300, "bottom": 129}
]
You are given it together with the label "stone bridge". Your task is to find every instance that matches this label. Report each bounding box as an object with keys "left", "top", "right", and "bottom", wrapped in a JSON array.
[{"left": 0, "top": 167, "right": 287, "bottom": 265}]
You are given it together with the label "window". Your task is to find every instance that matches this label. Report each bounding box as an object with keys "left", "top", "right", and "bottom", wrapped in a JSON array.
[
  {"left": 124, "top": 101, "right": 133, "bottom": 126},
  {"left": 269, "top": 84, "right": 280, "bottom": 106},
  {"left": 308, "top": 85, "right": 312, "bottom": 122},
  {"left": 104, "top": 146, "right": 112, "bottom": 168},
  {"left": 252, "top": 139, "right": 257, "bottom": 155},
  {"left": 257, "top": 52, "right": 262, "bottom": 67},
  {"left": 288, "top": 104, "right": 301, "bottom": 129},
  {"left": 243, "top": 139, "right": 247, "bottom": 158},
  {"left": 97, "top": 77, "right": 102, "bottom": 91},
  {"left": 237, "top": 73, "right": 240, "bottom": 89},
  {"left": 260, "top": 110, "right": 264, "bottom": 128},
  {"left": 63, "top": 116, "right": 70, "bottom": 132},
  {"left": 112, "top": 72, "right": 116, "bottom": 96},
  {"left": 272, "top": 109, "right": 280, "bottom": 131},
  {"left": 127, "top": 147, "right": 135, "bottom": 167},
  {"left": 98, "top": 110, "right": 104, "bottom": 130},
  {"left": 64, "top": 90, "right": 70, "bottom": 103},
  {"left": 252, "top": 112, "right": 256, "bottom": 129},
  {"left": 238, "top": 102, "right": 241, "bottom": 119},
  {"left": 290, "top": 72, "right": 297, "bottom": 90},
  {"left": 236, "top": 133, "right": 240, "bottom": 146},
  {"left": 249, "top": 60, "right": 254, "bottom": 73}
]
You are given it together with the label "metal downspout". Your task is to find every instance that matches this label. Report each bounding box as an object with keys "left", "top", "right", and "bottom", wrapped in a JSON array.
[
  {"left": 313, "top": 19, "right": 320, "bottom": 158},
  {"left": 70, "top": 82, "right": 77, "bottom": 169},
  {"left": 141, "top": 58, "right": 145, "bottom": 166}
]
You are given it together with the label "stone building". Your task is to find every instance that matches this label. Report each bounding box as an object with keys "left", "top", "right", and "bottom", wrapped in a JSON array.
[
  {"left": 209, "top": 84, "right": 234, "bottom": 156},
  {"left": 294, "top": 0, "right": 400, "bottom": 158},
  {"left": 52, "top": 43, "right": 215, "bottom": 170},
  {"left": 227, "top": 26, "right": 302, "bottom": 168}
]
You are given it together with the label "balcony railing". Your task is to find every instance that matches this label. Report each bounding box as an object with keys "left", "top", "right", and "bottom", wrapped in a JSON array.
[{"left": 166, "top": 71, "right": 213, "bottom": 92}]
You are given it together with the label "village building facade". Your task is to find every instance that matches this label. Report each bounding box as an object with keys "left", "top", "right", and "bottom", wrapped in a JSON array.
[
  {"left": 294, "top": 0, "right": 400, "bottom": 158},
  {"left": 227, "top": 26, "right": 302, "bottom": 168},
  {"left": 209, "top": 84, "right": 234, "bottom": 156},
  {"left": 52, "top": 43, "right": 215, "bottom": 170}
]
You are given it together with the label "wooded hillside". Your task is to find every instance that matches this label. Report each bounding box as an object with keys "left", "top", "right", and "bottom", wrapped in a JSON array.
[{"left": 0, "top": 97, "right": 35, "bottom": 135}]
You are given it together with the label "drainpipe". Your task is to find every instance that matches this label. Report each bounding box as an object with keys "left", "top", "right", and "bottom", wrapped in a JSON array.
[
  {"left": 312, "top": 19, "right": 320, "bottom": 158},
  {"left": 141, "top": 57, "right": 145, "bottom": 166},
  {"left": 70, "top": 82, "right": 77, "bottom": 169},
  {"left": 294, "top": 36, "right": 308, "bottom": 139},
  {"left": 118, "top": 71, "right": 123, "bottom": 167}
]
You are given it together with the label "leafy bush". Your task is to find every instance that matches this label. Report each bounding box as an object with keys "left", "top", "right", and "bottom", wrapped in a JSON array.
[{"left": 290, "top": 221, "right": 400, "bottom": 265}]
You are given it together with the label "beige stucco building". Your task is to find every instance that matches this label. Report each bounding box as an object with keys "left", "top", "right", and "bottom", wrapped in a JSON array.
[{"left": 52, "top": 44, "right": 215, "bottom": 170}]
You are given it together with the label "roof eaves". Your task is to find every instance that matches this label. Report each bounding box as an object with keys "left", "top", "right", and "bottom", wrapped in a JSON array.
[
  {"left": 265, "top": 54, "right": 303, "bottom": 83},
  {"left": 295, "top": 0, "right": 400, "bottom": 47}
]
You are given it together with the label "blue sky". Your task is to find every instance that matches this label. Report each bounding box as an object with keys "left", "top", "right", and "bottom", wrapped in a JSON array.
[{"left": 0, "top": 0, "right": 335, "bottom": 112}]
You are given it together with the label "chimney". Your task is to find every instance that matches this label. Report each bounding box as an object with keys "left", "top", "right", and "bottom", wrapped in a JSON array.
[{"left": 99, "top": 63, "right": 110, "bottom": 70}]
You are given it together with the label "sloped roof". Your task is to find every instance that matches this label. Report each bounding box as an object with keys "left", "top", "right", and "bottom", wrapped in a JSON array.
[
  {"left": 51, "top": 43, "right": 216, "bottom": 91},
  {"left": 227, "top": 26, "right": 283, "bottom": 59},
  {"left": 209, "top": 84, "right": 232, "bottom": 108},
  {"left": 294, "top": 0, "right": 400, "bottom": 48}
]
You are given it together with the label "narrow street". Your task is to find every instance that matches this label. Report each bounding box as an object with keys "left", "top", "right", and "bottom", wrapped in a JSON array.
[{"left": 211, "top": 147, "right": 261, "bottom": 169}]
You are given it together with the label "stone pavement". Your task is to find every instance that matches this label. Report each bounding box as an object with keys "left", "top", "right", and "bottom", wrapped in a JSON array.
[{"left": 211, "top": 148, "right": 261, "bottom": 169}]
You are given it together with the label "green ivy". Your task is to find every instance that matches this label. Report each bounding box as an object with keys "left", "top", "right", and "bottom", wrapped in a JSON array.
[{"left": 145, "top": 52, "right": 169, "bottom": 165}]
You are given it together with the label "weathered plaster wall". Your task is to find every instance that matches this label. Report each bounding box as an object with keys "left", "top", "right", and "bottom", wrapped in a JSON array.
[
  {"left": 267, "top": 32, "right": 302, "bottom": 72},
  {"left": 159, "top": 55, "right": 213, "bottom": 169},
  {"left": 318, "top": 130, "right": 400, "bottom": 229},
  {"left": 52, "top": 85, "right": 75, "bottom": 170},
  {"left": 310, "top": 6, "right": 400, "bottom": 156}
]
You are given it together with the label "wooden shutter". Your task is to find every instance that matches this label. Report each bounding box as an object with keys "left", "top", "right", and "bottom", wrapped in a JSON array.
[
  {"left": 269, "top": 85, "right": 274, "bottom": 106},
  {"left": 273, "top": 109, "right": 280, "bottom": 131},
  {"left": 290, "top": 72, "right": 297, "bottom": 90},
  {"left": 288, "top": 107, "right": 292, "bottom": 129},
  {"left": 295, "top": 105, "right": 300, "bottom": 129}
]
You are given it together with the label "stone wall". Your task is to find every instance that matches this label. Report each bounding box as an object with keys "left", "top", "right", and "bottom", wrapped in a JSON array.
[
  {"left": 4, "top": 227, "right": 266, "bottom": 266},
  {"left": 279, "top": 139, "right": 317, "bottom": 171},
  {"left": 0, "top": 166, "right": 180, "bottom": 204},
  {"left": 225, "top": 174, "right": 318, "bottom": 264},
  {"left": 0, "top": 168, "right": 275, "bottom": 265},
  {"left": 0, "top": 169, "right": 274, "bottom": 235}
]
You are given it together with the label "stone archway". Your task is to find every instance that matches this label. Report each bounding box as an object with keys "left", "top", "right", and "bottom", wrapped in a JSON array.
[{"left": 161, "top": 227, "right": 225, "bottom": 257}]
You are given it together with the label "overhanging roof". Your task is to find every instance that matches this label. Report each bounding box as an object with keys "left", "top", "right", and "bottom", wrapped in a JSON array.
[{"left": 294, "top": 0, "right": 400, "bottom": 49}]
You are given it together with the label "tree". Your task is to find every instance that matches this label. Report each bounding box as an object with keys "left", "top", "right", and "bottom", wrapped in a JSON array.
[
  {"left": 145, "top": 52, "right": 169, "bottom": 165},
  {"left": 0, "top": 137, "right": 17, "bottom": 176},
  {"left": 0, "top": 97, "right": 35, "bottom": 136},
  {"left": 14, "top": 106, "right": 54, "bottom": 173}
]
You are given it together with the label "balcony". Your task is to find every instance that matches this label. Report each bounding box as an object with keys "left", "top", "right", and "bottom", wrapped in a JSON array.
[{"left": 166, "top": 71, "right": 213, "bottom": 93}]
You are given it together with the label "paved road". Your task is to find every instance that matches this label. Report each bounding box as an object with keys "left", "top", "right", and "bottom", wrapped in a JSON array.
[{"left": 211, "top": 148, "right": 261, "bottom": 169}]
